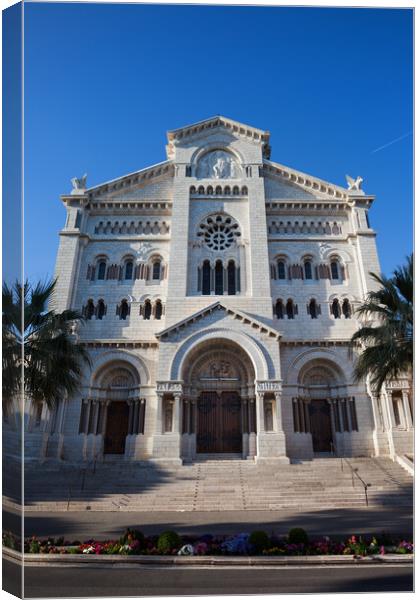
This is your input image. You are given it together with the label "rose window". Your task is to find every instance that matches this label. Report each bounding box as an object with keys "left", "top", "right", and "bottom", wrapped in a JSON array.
[{"left": 198, "top": 214, "right": 240, "bottom": 251}]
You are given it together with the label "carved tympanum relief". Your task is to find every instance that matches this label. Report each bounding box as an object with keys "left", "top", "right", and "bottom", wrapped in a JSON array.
[
  {"left": 209, "top": 361, "right": 233, "bottom": 378},
  {"left": 196, "top": 150, "right": 242, "bottom": 179},
  {"left": 197, "top": 357, "right": 238, "bottom": 380}
]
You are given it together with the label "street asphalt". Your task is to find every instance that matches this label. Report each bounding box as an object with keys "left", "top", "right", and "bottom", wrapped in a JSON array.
[
  {"left": 2, "top": 560, "right": 414, "bottom": 596},
  {"left": 4, "top": 505, "right": 413, "bottom": 540}
]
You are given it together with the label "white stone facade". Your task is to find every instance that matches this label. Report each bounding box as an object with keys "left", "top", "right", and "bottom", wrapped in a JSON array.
[{"left": 19, "top": 116, "right": 413, "bottom": 464}]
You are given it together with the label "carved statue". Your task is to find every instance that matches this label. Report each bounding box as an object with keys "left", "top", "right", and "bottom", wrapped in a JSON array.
[
  {"left": 345, "top": 174, "right": 363, "bottom": 192},
  {"left": 213, "top": 156, "right": 228, "bottom": 179},
  {"left": 71, "top": 174, "right": 87, "bottom": 193},
  {"left": 136, "top": 242, "right": 153, "bottom": 260}
]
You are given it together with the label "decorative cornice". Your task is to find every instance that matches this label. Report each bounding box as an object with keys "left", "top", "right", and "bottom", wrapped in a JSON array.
[
  {"left": 80, "top": 340, "right": 159, "bottom": 349},
  {"left": 85, "top": 161, "right": 174, "bottom": 199},
  {"left": 86, "top": 200, "right": 172, "bottom": 215},
  {"left": 263, "top": 161, "right": 375, "bottom": 206},
  {"left": 265, "top": 201, "right": 351, "bottom": 215},
  {"left": 280, "top": 340, "right": 351, "bottom": 347}
]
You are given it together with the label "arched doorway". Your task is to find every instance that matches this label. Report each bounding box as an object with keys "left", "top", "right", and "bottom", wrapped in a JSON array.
[
  {"left": 297, "top": 360, "right": 346, "bottom": 454},
  {"left": 182, "top": 340, "right": 256, "bottom": 456},
  {"left": 86, "top": 362, "right": 141, "bottom": 456}
]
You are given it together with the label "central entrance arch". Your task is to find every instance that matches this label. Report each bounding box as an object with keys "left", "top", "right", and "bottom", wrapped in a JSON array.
[{"left": 181, "top": 340, "right": 256, "bottom": 456}]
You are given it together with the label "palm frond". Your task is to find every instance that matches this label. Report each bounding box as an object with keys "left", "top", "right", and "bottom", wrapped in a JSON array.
[{"left": 351, "top": 254, "right": 413, "bottom": 395}]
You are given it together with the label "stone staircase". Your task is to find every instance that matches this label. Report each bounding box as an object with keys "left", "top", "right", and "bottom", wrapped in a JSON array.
[{"left": 6, "top": 456, "right": 412, "bottom": 513}]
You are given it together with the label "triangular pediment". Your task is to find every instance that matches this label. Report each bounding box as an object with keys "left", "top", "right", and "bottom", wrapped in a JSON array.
[
  {"left": 156, "top": 301, "right": 281, "bottom": 340},
  {"left": 166, "top": 116, "right": 271, "bottom": 159},
  {"left": 85, "top": 160, "right": 174, "bottom": 201},
  {"left": 263, "top": 160, "right": 351, "bottom": 201}
]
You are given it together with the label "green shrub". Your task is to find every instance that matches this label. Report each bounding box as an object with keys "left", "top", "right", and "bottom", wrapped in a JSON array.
[
  {"left": 288, "top": 528, "right": 308, "bottom": 545},
  {"left": 157, "top": 531, "right": 181, "bottom": 554},
  {"left": 29, "top": 538, "right": 40, "bottom": 554},
  {"left": 3, "top": 532, "right": 17, "bottom": 550},
  {"left": 249, "top": 531, "right": 270, "bottom": 553}
]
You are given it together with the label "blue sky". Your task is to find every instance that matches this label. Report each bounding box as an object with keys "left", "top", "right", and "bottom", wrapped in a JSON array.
[{"left": 23, "top": 3, "right": 413, "bottom": 282}]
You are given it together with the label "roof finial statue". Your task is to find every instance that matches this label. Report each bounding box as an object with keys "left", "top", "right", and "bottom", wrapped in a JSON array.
[
  {"left": 345, "top": 174, "right": 364, "bottom": 193},
  {"left": 71, "top": 174, "right": 87, "bottom": 194}
]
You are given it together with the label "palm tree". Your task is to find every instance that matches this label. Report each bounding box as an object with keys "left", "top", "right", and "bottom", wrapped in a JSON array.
[
  {"left": 2, "top": 279, "right": 91, "bottom": 411},
  {"left": 351, "top": 254, "right": 413, "bottom": 396}
]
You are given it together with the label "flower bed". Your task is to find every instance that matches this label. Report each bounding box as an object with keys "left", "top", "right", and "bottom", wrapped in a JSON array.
[{"left": 2, "top": 528, "right": 413, "bottom": 558}]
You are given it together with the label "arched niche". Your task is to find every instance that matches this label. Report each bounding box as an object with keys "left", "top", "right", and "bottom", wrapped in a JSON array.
[
  {"left": 89, "top": 351, "right": 150, "bottom": 388},
  {"left": 195, "top": 149, "right": 242, "bottom": 179},
  {"left": 182, "top": 339, "right": 255, "bottom": 396}
]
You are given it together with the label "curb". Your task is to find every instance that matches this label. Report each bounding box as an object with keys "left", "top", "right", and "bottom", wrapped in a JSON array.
[{"left": 3, "top": 547, "right": 413, "bottom": 567}]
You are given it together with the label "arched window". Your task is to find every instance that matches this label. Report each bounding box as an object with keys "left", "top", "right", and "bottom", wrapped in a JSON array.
[
  {"left": 331, "top": 298, "right": 341, "bottom": 319},
  {"left": 277, "top": 260, "right": 286, "bottom": 280},
  {"left": 97, "top": 261, "right": 106, "bottom": 280},
  {"left": 309, "top": 299, "right": 318, "bottom": 319},
  {"left": 202, "top": 260, "right": 211, "bottom": 295},
  {"left": 85, "top": 299, "right": 95, "bottom": 320},
  {"left": 143, "top": 299, "right": 152, "bottom": 320},
  {"left": 119, "top": 299, "right": 129, "bottom": 320},
  {"left": 215, "top": 260, "right": 224, "bottom": 295},
  {"left": 97, "top": 299, "right": 106, "bottom": 320},
  {"left": 304, "top": 260, "right": 312, "bottom": 280},
  {"left": 342, "top": 299, "right": 352, "bottom": 319},
  {"left": 125, "top": 261, "right": 133, "bottom": 280},
  {"left": 330, "top": 260, "right": 340, "bottom": 280},
  {"left": 152, "top": 260, "right": 161, "bottom": 280},
  {"left": 155, "top": 300, "right": 163, "bottom": 320},
  {"left": 286, "top": 299, "right": 295, "bottom": 320},
  {"left": 227, "top": 260, "right": 236, "bottom": 295},
  {"left": 275, "top": 299, "right": 284, "bottom": 319}
]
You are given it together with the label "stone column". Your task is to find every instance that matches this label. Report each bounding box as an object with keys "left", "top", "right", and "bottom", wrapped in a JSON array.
[
  {"left": 155, "top": 392, "right": 164, "bottom": 435},
  {"left": 173, "top": 392, "right": 182, "bottom": 434},
  {"left": 92, "top": 401, "right": 100, "bottom": 436},
  {"left": 247, "top": 397, "right": 257, "bottom": 457},
  {"left": 402, "top": 390, "right": 413, "bottom": 429},
  {"left": 370, "top": 391, "right": 384, "bottom": 433},
  {"left": 239, "top": 243, "right": 246, "bottom": 293},
  {"left": 382, "top": 391, "right": 396, "bottom": 458},
  {"left": 256, "top": 392, "right": 265, "bottom": 434},
  {"left": 274, "top": 392, "right": 283, "bottom": 432},
  {"left": 385, "top": 391, "right": 397, "bottom": 428}
]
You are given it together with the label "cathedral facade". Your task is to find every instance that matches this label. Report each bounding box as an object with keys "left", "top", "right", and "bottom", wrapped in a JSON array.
[{"left": 24, "top": 117, "right": 413, "bottom": 463}]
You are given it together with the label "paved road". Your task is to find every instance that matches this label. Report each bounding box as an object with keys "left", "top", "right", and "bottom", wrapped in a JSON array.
[
  {"left": 3, "top": 560, "right": 413, "bottom": 596},
  {"left": 4, "top": 505, "right": 413, "bottom": 540}
]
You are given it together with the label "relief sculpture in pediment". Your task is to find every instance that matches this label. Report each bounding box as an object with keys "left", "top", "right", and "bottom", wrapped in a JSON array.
[{"left": 197, "top": 150, "right": 241, "bottom": 179}]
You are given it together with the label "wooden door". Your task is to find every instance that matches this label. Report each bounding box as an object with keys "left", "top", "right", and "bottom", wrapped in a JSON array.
[
  {"left": 220, "top": 391, "right": 242, "bottom": 452},
  {"left": 104, "top": 401, "right": 129, "bottom": 454},
  {"left": 309, "top": 400, "right": 332, "bottom": 452},
  {"left": 197, "top": 391, "right": 242, "bottom": 453}
]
